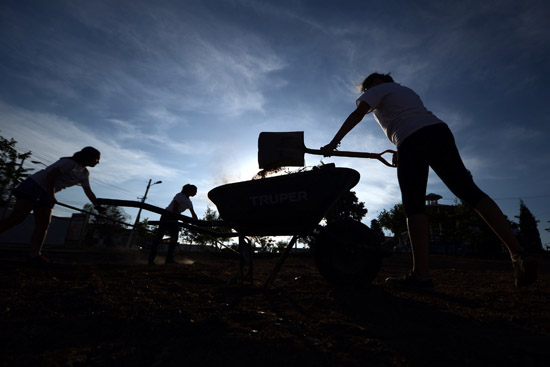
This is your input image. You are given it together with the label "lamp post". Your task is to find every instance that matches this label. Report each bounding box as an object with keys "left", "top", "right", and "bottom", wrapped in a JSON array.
[{"left": 126, "top": 179, "right": 162, "bottom": 248}]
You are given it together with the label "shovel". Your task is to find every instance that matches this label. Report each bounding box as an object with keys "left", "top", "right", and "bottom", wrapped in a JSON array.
[{"left": 258, "top": 131, "right": 397, "bottom": 170}]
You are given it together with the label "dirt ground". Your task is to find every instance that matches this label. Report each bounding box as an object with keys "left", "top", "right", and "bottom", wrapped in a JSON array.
[{"left": 1, "top": 246, "right": 549, "bottom": 367}]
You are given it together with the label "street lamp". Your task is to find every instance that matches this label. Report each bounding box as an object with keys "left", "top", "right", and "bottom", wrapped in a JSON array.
[{"left": 126, "top": 179, "right": 162, "bottom": 248}]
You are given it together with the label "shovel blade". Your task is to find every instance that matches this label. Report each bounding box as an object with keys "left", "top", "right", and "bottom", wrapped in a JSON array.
[{"left": 258, "top": 131, "right": 307, "bottom": 169}]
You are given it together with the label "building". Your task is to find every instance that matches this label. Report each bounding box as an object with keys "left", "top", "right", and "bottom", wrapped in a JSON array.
[{"left": 0, "top": 207, "right": 73, "bottom": 247}]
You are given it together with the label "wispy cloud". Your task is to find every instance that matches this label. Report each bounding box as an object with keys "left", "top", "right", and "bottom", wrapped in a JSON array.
[
  {"left": 0, "top": 102, "right": 180, "bottom": 185},
  {"left": 2, "top": 0, "right": 288, "bottom": 123}
]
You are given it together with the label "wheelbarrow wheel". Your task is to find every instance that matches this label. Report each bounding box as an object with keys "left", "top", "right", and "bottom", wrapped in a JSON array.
[{"left": 314, "top": 219, "right": 383, "bottom": 285}]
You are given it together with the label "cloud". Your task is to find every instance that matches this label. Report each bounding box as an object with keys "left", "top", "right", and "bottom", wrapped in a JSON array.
[
  {"left": 2, "top": 0, "right": 289, "bottom": 130},
  {"left": 62, "top": 1, "right": 288, "bottom": 117},
  {"left": 496, "top": 125, "right": 545, "bottom": 143},
  {"left": 107, "top": 118, "right": 216, "bottom": 158},
  {"left": 175, "top": 34, "right": 287, "bottom": 115},
  {"left": 0, "top": 102, "right": 180, "bottom": 185}
]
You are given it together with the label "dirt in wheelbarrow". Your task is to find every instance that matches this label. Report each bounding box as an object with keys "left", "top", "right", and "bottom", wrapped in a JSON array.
[{"left": 1, "top": 246, "right": 549, "bottom": 367}]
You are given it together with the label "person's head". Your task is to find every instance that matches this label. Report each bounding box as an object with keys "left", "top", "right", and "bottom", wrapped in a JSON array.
[
  {"left": 181, "top": 184, "right": 197, "bottom": 197},
  {"left": 72, "top": 147, "right": 101, "bottom": 167},
  {"left": 360, "top": 72, "right": 394, "bottom": 92}
]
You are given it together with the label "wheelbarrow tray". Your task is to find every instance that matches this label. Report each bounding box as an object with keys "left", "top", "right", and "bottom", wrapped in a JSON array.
[{"left": 208, "top": 166, "right": 360, "bottom": 236}]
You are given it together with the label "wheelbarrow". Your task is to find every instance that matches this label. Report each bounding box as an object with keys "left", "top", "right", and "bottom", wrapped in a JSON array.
[
  {"left": 97, "top": 165, "right": 384, "bottom": 288},
  {"left": 208, "top": 163, "right": 385, "bottom": 287},
  {"left": 97, "top": 131, "right": 394, "bottom": 288}
]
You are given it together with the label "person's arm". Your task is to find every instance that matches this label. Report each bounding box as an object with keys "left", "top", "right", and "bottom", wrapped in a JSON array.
[
  {"left": 83, "top": 185, "right": 107, "bottom": 213},
  {"left": 178, "top": 203, "right": 197, "bottom": 220},
  {"left": 175, "top": 195, "right": 198, "bottom": 220},
  {"left": 189, "top": 207, "right": 198, "bottom": 221},
  {"left": 83, "top": 186, "right": 97, "bottom": 205},
  {"left": 321, "top": 101, "right": 371, "bottom": 155}
]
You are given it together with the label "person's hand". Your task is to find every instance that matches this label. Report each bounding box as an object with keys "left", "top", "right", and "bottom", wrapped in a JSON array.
[{"left": 320, "top": 141, "right": 339, "bottom": 157}]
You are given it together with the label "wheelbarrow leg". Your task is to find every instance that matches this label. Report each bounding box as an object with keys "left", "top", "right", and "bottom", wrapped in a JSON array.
[
  {"left": 264, "top": 235, "right": 299, "bottom": 289},
  {"left": 239, "top": 236, "right": 253, "bottom": 285}
]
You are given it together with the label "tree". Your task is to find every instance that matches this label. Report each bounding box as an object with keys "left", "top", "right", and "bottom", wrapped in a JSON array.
[
  {"left": 301, "top": 190, "right": 370, "bottom": 250},
  {"left": 135, "top": 218, "right": 156, "bottom": 243},
  {"left": 275, "top": 239, "right": 290, "bottom": 253},
  {"left": 252, "top": 236, "right": 276, "bottom": 253},
  {"left": 517, "top": 200, "right": 543, "bottom": 253},
  {"left": 378, "top": 200, "right": 507, "bottom": 255},
  {"left": 377, "top": 203, "right": 407, "bottom": 238},
  {"left": 183, "top": 206, "right": 234, "bottom": 250},
  {"left": 450, "top": 201, "right": 502, "bottom": 255},
  {"left": 328, "top": 190, "right": 368, "bottom": 222},
  {"left": 370, "top": 219, "right": 385, "bottom": 244},
  {"left": 83, "top": 204, "right": 130, "bottom": 246},
  {"left": 0, "top": 134, "right": 33, "bottom": 209}
]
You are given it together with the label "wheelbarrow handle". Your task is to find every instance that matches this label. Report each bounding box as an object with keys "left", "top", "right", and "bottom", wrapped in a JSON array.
[{"left": 306, "top": 148, "right": 397, "bottom": 168}]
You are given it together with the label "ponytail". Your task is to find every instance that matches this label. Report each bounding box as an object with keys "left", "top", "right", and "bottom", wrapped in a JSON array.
[
  {"left": 70, "top": 147, "right": 101, "bottom": 165},
  {"left": 361, "top": 72, "right": 394, "bottom": 92}
]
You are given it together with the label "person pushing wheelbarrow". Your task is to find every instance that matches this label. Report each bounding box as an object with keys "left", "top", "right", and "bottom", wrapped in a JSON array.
[{"left": 321, "top": 72, "right": 537, "bottom": 290}]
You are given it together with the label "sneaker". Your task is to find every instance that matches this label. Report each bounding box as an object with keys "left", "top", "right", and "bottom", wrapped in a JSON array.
[
  {"left": 27, "top": 254, "right": 50, "bottom": 266},
  {"left": 512, "top": 254, "right": 537, "bottom": 288},
  {"left": 385, "top": 272, "right": 434, "bottom": 291}
]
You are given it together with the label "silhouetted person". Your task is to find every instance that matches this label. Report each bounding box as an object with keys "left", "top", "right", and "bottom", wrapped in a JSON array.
[
  {"left": 0, "top": 147, "right": 101, "bottom": 265},
  {"left": 148, "top": 184, "right": 198, "bottom": 265},
  {"left": 321, "top": 72, "right": 537, "bottom": 289}
]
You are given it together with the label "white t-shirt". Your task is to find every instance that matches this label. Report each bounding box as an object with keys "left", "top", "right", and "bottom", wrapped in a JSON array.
[
  {"left": 357, "top": 82, "right": 443, "bottom": 147},
  {"left": 166, "top": 193, "right": 194, "bottom": 214},
  {"left": 30, "top": 158, "right": 90, "bottom": 193}
]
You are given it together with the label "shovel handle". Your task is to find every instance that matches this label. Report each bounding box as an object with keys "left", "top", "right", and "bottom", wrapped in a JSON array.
[
  {"left": 306, "top": 148, "right": 397, "bottom": 167},
  {"left": 372, "top": 149, "right": 398, "bottom": 167}
]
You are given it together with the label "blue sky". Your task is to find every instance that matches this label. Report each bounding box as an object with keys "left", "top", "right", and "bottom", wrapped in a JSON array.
[{"left": 1, "top": 0, "right": 549, "bottom": 246}]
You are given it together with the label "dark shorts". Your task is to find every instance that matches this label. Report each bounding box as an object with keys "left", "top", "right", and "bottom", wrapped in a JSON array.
[
  {"left": 158, "top": 213, "right": 180, "bottom": 239},
  {"left": 12, "top": 178, "right": 55, "bottom": 208},
  {"left": 397, "top": 123, "right": 487, "bottom": 217}
]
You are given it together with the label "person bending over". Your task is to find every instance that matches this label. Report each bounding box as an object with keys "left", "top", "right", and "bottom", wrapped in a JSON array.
[
  {"left": 0, "top": 147, "right": 101, "bottom": 265},
  {"left": 148, "top": 184, "right": 198, "bottom": 265},
  {"left": 321, "top": 72, "right": 537, "bottom": 290}
]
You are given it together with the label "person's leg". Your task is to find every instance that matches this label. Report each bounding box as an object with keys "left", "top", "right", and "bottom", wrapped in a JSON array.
[
  {"left": 30, "top": 206, "right": 53, "bottom": 255},
  {"left": 407, "top": 214, "right": 430, "bottom": 276},
  {"left": 428, "top": 125, "right": 521, "bottom": 258},
  {"left": 387, "top": 211, "right": 434, "bottom": 289},
  {"left": 397, "top": 133, "right": 431, "bottom": 276},
  {"left": 0, "top": 198, "right": 34, "bottom": 234},
  {"left": 429, "top": 125, "right": 537, "bottom": 287},
  {"left": 473, "top": 196, "right": 536, "bottom": 287},
  {"left": 474, "top": 196, "right": 522, "bottom": 257},
  {"left": 148, "top": 232, "right": 162, "bottom": 265},
  {"left": 164, "top": 225, "right": 179, "bottom": 264},
  {"left": 165, "top": 241, "right": 177, "bottom": 264},
  {"left": 386, "top": 130, "right": 435, "bottom": 289}
]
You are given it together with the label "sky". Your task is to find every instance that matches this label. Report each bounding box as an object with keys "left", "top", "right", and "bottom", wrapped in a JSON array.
[{"left": 1, "top": 0, "right": 549, "bottom": 246}]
